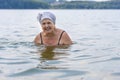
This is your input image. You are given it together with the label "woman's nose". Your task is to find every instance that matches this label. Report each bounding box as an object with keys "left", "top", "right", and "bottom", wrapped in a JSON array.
[{"left": 45, "top": 24, "right": 49, "bottom": 27}]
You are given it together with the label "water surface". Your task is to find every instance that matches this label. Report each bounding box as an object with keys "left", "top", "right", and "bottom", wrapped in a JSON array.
[{"left": 0, "top": 10, "right": 120, "bottom": 80}]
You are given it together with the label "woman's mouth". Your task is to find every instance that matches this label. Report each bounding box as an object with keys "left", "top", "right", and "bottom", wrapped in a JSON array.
[{"left": 45, "top": 27, "right": 51, "bottom": 31}]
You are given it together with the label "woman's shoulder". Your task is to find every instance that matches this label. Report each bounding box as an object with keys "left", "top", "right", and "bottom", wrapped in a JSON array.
[
  {"left": 56, "top": 28, "right": 72, "bottom": 45},
  {"left": 56, "top": 28, "right": 65, "bottom": 33},
  {"left": 34, "top": 33, "right": 41, "bottom": 44}
]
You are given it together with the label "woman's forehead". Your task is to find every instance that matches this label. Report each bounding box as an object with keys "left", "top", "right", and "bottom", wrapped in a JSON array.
[{"left": 41, "top": 19, "right": 53, "bottom": 23}]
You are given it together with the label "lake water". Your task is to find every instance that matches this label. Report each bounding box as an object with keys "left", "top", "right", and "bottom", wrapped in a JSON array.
[{"left": 0, "top": 9, "right": 120, "bottom": 80}]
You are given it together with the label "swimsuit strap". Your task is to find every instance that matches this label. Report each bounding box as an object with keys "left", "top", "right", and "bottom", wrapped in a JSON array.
[
  {"left": 58, "top": 31, "right": 65, "bottom": 45},
  {"left": 40, "top": 33, "right": 43, "bottom": 44}
]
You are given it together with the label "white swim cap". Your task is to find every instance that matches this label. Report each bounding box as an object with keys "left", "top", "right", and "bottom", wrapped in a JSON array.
[{"left": 37, "top": 12, "right": 56, "bottom": 24}]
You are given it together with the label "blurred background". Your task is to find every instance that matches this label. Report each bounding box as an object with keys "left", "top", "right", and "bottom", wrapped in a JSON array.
[{"left": 0, "top": 0, "right": 120, "bottom": 9}]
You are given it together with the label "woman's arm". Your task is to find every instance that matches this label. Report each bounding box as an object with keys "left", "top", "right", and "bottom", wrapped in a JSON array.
[
  {"left": 61, "top": 32, "right": 72, "bottom": 45},
  {"left": 34, "top": 34, "right": 41, "bottom": 45}
]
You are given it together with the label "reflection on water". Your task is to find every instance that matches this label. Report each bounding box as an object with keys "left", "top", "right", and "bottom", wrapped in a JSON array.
[
  {"left": 40, "top": 46, "right": 57, "bottom": 60},
  {"left": 36, "top": 46, "right": 70, "bottom": 69},
  {"left": 39, "top": 46, "right": 70, "bottom": 60}
]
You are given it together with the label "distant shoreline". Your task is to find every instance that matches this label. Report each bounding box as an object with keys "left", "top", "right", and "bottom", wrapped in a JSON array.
[{"left": 0, "top": 0, "right": 120, "bottom": 9}]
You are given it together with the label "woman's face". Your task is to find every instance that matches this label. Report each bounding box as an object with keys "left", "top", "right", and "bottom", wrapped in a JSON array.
[{"left": 41, "top": 19, "right": 55, "bottom": 34}]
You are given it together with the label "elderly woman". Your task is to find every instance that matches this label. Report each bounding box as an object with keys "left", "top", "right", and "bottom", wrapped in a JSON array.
[{"left": 34, "top": 12, "right": 72, "bottom": 46}]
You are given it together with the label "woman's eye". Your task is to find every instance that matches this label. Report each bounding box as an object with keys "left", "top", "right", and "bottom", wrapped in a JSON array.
[
  {"left": 47, "top": 22, "right": 51, "bottom": 24},
  {"left": 42, "top": 23, "right": 45, "bottom": 25}
]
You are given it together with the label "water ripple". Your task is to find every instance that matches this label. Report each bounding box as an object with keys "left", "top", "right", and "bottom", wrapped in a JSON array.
[
  {"left": 8, "top": 68, "right": 45, "bottom": 77},
  {"left": 71, "top": 48, "right": 88, "bottom": 52},
  {"left": 90, "top": 57, "right": 120, "bottom": 64},
  {"left": 0, "top": 60, "right": 31, "bottom": 64},
  {"left": 56, "top": 70, "right": 89, "bottom": 78},
  {"left": 111, "top": 72, "right": 120, "bottom": 76}
]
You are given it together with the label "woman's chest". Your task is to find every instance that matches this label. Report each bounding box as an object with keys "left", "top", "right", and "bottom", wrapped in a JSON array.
[{"left": 43, "top": 37, "right": 59, "bottom": 46}]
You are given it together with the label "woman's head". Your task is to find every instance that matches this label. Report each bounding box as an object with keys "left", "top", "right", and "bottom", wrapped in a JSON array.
[{"left": 37, "top": 12, "right": 56, "bottom": 35}]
